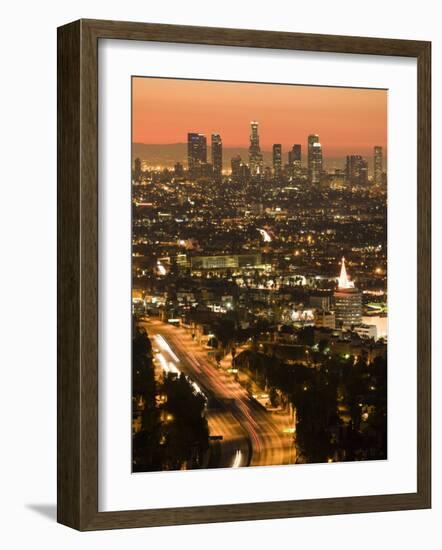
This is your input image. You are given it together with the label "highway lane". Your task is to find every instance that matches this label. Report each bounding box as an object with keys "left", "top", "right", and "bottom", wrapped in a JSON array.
[
  {"left": 140, "top": 319, "right": 296, "bottom": 468},
  {"left": 206, "top": 408, "right": 250, "bottom": 468}
]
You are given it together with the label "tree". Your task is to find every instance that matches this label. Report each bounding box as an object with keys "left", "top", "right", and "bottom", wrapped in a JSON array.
[
  {"left": 214, "top": 318, "right": 236, "bottom": 351},
  {"left": 161, "top": 373, "right": 209, "bottom": 469},
  {"left": 292, "top": 369, "right": 339, "bottom": 463},
  {"left": 269, "top": 387, "right": 280, "bottom": 407},
  {"left": 297, "top": 326, "right": 314, "bottom": 346},
  {"left": 132, "top": 324, "right": 162, "bottom": 471},
  {"left": 132, "top": 325, "right": 155, "bottom": 403},
  {"left": 318, "top": 339, "right": 328, "bottom": 354}
]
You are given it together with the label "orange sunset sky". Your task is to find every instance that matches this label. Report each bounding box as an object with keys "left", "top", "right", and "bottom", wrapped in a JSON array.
[{"left": 132, "top": 77, "right": 387, "bottom": 157}]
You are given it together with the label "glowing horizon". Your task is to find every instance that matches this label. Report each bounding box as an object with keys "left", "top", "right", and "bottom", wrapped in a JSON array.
[{"left": 132, "top": 77, "right": 387, "bottom": 158}]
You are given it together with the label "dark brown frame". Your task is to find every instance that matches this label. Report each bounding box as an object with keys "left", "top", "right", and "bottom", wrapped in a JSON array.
[{"left": 57, "top": 18, "right": 431, "bottom": 531}]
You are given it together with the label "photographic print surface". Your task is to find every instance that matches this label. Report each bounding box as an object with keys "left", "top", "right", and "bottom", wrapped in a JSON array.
[{"left": 131, "top": 77, "right": 387, "bottom": 473}]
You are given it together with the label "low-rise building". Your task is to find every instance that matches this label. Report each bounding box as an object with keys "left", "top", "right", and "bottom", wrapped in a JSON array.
[{"left": 354, "top": 323, "right": 377, "bottom": 340}]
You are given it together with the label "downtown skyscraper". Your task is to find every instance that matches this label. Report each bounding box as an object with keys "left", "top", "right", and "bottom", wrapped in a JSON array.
[
  {"left": 272, "top": 144, "right": 282, "bottom": 179},
  {"left": 187, "top": 133, "right": 207, "bottom": 179},
  {"left": 248, "top": 121, "right": 263, "bottom": 177},
  {"left": 211, "top": 133, "right": 223, "bottom": 183},
  {"left": 346, "top": 155, "right": 368, "bottom": 186},
  {"left": 288, "top": 144, "right": 302, "bottom": 178},
  {"left": 308, "top": 134, "right": 323, "bottom": 184}
]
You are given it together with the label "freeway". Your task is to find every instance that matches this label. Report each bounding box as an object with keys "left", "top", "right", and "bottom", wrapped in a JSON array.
[{"left": 139, "top": 319, "right": 296, "bottom": 469}]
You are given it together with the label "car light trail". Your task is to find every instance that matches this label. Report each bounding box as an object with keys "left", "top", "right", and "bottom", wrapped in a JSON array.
[
  {"left": 154, "top": 338, "right": 206, "bottom": 398},
  {"left": 155, "top": 352, "right": 181, "bottom": 375},
  {"left": 156, "top": 352, "right": 169, "bottom": 371},
  {"left": 154, "top": 335, "right": 180, "bottom": 363},
  {"left": 189, "top": 380, "right": 204, "bottom": 396},
  {"left": 232, "top": 450, "right": 242, "bottom": 468}
]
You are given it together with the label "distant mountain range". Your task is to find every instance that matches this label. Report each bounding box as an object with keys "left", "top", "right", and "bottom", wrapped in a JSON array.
[{"left": 132, "top": 142, "right": 378, "bottom": 173}]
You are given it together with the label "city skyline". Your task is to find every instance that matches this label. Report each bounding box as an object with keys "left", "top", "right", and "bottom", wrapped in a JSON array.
[
  {"left": 132, "top": 77, "right": 387, "bottom": 157},
  {"left": 137, "top": 122, "right": 382, "bottom": 184}
]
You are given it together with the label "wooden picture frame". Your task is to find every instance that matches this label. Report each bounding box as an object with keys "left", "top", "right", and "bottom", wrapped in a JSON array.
[{"left": 57, "top": 18, "right": 431, "bottom": 530}]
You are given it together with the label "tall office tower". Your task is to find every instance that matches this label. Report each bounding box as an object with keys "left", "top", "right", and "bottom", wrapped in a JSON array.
[
  {"left": 248, "top": 121, "right": 263, "bottom": 177},
  {"left": 187, "top": 133, "right": 207, "bottom": 179},
  {"left": 333, "top": 257, "right": 362, "bottom": 327},
  {"left": 374, "top": 146, "right": 383, "bottom": 185},
  {"left": 211, "top": 133, "right": 223, "bottom": 182},
  {"left": 272, "top": 144, "right": 282, "bottom": 179},
  {"left": 308, "top": 135, "right": 323, "bottom": 184},
  {"left": 346, "top": 155, "right": 369, "bottom": 186},
  {"left": 288, "top": 144, "right": 302, "bottom": 178},
  {"left": 311, "top": 143, "right": 323, "bottom": 183}
]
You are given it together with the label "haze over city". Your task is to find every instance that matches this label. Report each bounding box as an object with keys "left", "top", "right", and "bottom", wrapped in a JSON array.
[{"left": 132, "top": 77, "right": 387, "bottom": 157}]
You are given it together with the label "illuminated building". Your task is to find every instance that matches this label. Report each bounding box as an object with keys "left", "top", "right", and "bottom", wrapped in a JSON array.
[
  {"left": 289, "top": 309, "right": 315, "bottom": 325},
  {"left": 362, "top": 315, "right": 387, "bottom": 340},
  {"left": 308, "top": 134, "right": 322, "bottom": 183},
  {"left": 314, "top": 310, "right": 336, "bottom": 329},
  {"left": 288, "top": 144, "right": 302, "bottom": 178},
  {"left": 249, "top": 121, "right": 263, "bottom": 177},
  {"left": 191, "top": 253, "right": 262, "bottom": 270},
  {"left": 211, "top": 133, "right": 222, "bottom": 182},
  {"left": 354, "top": 324, "right": 377, "bottom": 340},
  {"left": 333, "top": 257, "right": 362, "bottom": 327},
  {"left": 187, "top": 133, "right": 207, "bottom": 179},
  {"left": 374, "top": 146, "right": 383, "bottom": 185},
  {"left": 176, "top": 253, "right": 189, "bottom": 269},
  {"left": 272, "top": 144, "right": 282, "bottom": 178},
  {"left": 346, "top": 155, "right": 368, "bottom": 185}
]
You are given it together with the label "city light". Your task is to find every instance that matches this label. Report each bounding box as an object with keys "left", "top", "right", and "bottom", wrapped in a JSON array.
[
  {"left": 257, "top": 228, "right": 272, "bottom": 242},
  {"left": 157, "top": 261, "right": 166, "bottom": 276},
  {"left": 132, "top": 81, "right": 388, "bottom": 473},
  {"left": 154, "top": 335, "right": 180, "bottom": 363}
]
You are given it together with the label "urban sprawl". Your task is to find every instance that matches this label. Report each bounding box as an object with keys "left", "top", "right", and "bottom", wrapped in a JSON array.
[{"left": 131, "top": 121, "right": 387, "bottom": 472}]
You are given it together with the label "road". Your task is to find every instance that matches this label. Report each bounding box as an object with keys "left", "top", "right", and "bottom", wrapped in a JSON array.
[{"left": 140, "top": 319, "right": 296, "bottom": 469}]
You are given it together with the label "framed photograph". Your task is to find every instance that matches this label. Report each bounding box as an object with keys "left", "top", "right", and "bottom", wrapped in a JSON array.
[{"left": 57, "top": 19, "right": 431, "bottom": 530}]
